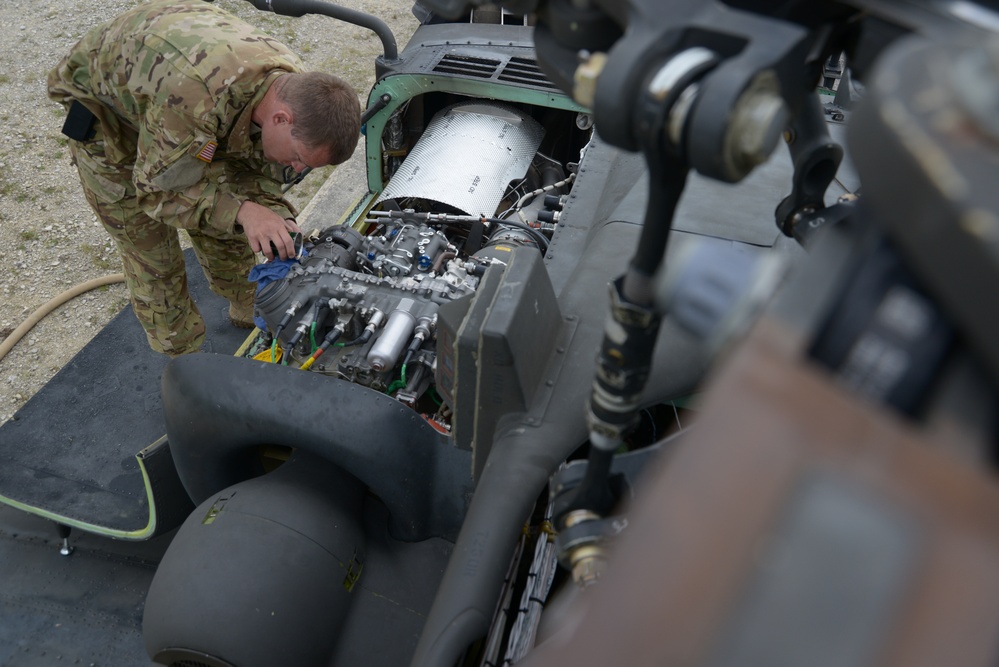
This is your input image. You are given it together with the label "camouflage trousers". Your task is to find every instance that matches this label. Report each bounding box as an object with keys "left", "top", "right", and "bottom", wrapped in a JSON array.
[{"left": 71, "top": 131, "right": 256, "bottom": 356}]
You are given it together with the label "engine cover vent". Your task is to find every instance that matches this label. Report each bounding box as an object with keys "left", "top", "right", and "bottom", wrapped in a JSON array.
[
  {"left": 498, "top": 57, "right": 558, "bottom": 91},
  {"left": 433, "top": 54, "right": 501, "bottom": 78}
]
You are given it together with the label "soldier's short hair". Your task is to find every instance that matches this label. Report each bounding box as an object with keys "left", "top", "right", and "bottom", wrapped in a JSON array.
[{"left": 279, "top": 72, "right": 361, "bottom": 165}]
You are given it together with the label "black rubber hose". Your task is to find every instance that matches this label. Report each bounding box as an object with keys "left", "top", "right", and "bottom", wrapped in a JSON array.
[
  {"left": 244, "top": 0, "right": 398, "bottom": 61},
  {"left": 623, "top": 153, "right": 688, "bottom": 305},
  {"left": 161, "top": 353, "right": 473, "bottom": 542}
]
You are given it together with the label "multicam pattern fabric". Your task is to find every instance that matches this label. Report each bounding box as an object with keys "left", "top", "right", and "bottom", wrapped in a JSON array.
[
  {"left": 48, "top": 0, "right": 302, "bottom": 354},
  {"left": 72, "top": 127, "right": 258, "bottom": 355}
]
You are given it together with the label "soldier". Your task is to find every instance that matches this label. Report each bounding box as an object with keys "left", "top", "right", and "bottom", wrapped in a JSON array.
[{"left": 48, "top": 0, "right": 361, "bottom": 356}]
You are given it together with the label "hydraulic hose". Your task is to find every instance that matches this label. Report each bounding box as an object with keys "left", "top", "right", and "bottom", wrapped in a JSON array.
[
  {"left": 623, "top": 153, "right": 688, "bottom": 305},
  {"left": 243, "top": 0, "right": 398, "bottom": 61},
  {"left": 0, "top": 273, "right": 125, "bottom": 364},
  {"left": 300, "top": 325, "right": 342, "bottom": 370}
]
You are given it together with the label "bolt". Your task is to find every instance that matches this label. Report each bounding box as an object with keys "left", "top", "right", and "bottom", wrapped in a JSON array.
[
  {"left": 570, "top": 544, "right": 605, "bottom": 588},
  {"left": 573, "top": 52, "right": 607, "bottom": 109},
  {"left": 59, "top": 538, "right": 74, "bottom": 557},
  {"left": 725, "top": 71, "right": 789, "bottom": 180}
]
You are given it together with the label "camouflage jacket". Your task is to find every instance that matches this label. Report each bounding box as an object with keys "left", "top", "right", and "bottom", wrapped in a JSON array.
[{"left": 48, "top": 0, "right": 302, "bottom": 233}]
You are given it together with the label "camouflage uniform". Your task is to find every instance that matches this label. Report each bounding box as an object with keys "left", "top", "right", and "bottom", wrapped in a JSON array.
[{"left": 48, "top": 0, "right": 302, "bottom": 355}]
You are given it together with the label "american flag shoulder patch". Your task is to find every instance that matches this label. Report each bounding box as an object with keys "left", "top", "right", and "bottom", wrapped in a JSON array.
[{"left": 195, "top": 140, "right": 218, "bottom": 163}]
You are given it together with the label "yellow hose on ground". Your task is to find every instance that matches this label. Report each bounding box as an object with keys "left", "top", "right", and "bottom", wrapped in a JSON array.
[{"left": 0, "top": 273, "right": 126, "bottom": 364}]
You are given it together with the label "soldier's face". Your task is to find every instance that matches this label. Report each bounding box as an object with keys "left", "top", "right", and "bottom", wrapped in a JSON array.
[{"left": 261, "top": 118, "right": 330, "bottom": 173}]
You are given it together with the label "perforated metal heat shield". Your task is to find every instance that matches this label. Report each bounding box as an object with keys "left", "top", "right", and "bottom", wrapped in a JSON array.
[{"left": 377, "top": 103, "right": 544, "bottom": 215}]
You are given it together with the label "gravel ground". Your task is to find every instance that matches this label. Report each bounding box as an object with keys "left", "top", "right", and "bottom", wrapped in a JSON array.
[{"left": 0, "top": 0, "right": 417, "bottom": 425}]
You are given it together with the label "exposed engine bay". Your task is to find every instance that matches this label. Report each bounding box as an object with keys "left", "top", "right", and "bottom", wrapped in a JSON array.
[
  {"left": 4, "top": 0, "right": 999, "bottom": 664},
  {"left": 248, "top": 101, "right": 589, "bottom": 424}
]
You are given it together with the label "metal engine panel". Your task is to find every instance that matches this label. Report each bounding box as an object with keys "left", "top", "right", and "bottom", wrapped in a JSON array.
[{"left": 377, "top": 102, "right": 545, "bottom": 215}]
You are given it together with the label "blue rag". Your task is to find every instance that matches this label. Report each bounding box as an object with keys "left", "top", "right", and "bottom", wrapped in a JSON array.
[{"left": 249, "top": 256, "right": 302, "bottom": 330}]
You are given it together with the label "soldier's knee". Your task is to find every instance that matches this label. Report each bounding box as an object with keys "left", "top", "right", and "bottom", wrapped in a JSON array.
[{"left": 128, "top": 293, "right": 206, "bottom": 356}]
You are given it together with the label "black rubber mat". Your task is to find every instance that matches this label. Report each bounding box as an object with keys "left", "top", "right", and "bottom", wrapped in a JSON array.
[
  {"left": 0, "top": 250, "right": 252, "bottom": 538},
  {"left": 0, "top": 504, "right": 168, "bottom": 667}
]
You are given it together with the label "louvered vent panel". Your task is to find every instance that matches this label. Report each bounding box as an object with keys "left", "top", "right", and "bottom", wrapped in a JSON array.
[
  {"left": 498, "top": 57, "right": 558, "bottom": 91},
  {"left": 433, "top": 54, "right": 501, "bottom": 78}
]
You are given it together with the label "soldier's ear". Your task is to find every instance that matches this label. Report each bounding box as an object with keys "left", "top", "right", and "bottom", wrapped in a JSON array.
[{"left": 272, "top": 109, "right": 293, "bottom": 126}]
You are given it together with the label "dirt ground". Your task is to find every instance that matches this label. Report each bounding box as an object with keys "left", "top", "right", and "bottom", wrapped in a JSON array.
[{"left": 0, "top": 0, "right": 418, "bottom": 425}]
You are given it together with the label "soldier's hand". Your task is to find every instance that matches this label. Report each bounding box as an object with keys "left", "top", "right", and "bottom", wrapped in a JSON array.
[{"left": 237, "top": 201, "right": 297, "bottom": 261}]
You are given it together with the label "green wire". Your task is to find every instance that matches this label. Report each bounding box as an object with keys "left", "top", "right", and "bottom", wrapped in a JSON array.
[
  {"left": 386, "top": 364, "right": 410, "bottom": 397},
  {"left": 310, "top": 322, "right": 318, "bottom": 353},
  {"left": 428, "top": 387, "right": 443, "bottom": 406}
]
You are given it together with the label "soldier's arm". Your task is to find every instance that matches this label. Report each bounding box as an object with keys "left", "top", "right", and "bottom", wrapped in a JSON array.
[
  {"left": 133, "top": 137, "right": 295, "bottom": 225},
  {"left": 131, "top": 103, "right": 297, "bottom": 244}
]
